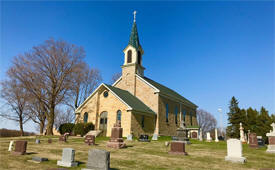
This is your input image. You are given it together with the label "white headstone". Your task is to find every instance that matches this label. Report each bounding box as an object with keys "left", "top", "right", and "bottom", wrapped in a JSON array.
[
  {"left": 127, "top": 134, "right": 133, "bottom": 141},
  {"left": 8, "top": 141, "right": 14, "bottom": 151},
  {"left": 152, "top": 134, "right": 158, "bottom": 141},
  {"left": 206, "top": 132, "right": 212, "bottom": 142},
  {"left": 215, "top": 128, "right": 219, "bottom": 142},
  {"left": 57, "top": 148, "right": 78, "bottom": 167},
  {"left": 225, "top": 139, "right": 246, "bottom": 163},
  {"left": 199, "top": 130, "right": 203, "bottom": 141}
]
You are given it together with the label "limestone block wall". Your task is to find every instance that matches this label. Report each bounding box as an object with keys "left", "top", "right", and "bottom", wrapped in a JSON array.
[
  {"left": 158, "top": 96, "right": 197, "bottom": 136},
  {"left": 131, "top": 112, "right": 155, "bottom": 137},
  {"left": 135, "top": 77, "right": 159, "bottom": 134},
  {"left": 97, "top": 87, "right": 131, "bottom": 137},
  {"left": 158, "top": 96, "right": 181, "bottom": 136},
  {"left": 77, "top": 91, "right": 99, "bottom": 125}
]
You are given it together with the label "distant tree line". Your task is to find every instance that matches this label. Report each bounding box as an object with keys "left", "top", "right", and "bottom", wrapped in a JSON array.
[
  {"left": 0, "top": 38, "right": 102, "bottom": 136},
  {"left": 226, "top": 96, "right": 275, "bottom": 142}
]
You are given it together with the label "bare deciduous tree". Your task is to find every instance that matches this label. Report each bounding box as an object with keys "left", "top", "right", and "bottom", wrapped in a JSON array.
[
  {"left": 26, "top": 99, "right": 47, "bottom": 135},
  {"left": 0, "top": 79, "right": 30, "bottom": 136},
  {"left": 9, "top": 38, "right": 85, "bottom": 135},
  {"left": 110, "top": 72, "right": 121, "bottom": 84},
  {"left": 54, "top": 107, "right": 75, "bottom": 129},
  {"left": 196, "top": 109, "right": 217, "bottom": 137},
  {"left": 66, "top": 64, "right": 102, "bottom": 110}
]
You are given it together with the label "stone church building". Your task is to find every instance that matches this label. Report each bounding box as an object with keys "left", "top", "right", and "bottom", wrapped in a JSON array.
[{"left": 75, "top": 17, "right": 199, "bottom": 138}]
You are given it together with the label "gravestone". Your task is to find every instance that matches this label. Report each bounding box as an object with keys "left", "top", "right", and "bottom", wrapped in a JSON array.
[
  {"left": 85, "top": 135, "right": 95, "bottom": 145},
  {"left": 12, "top": 140, "right": 27, "bottom": 155},
  {"left": 191, "top": 132, "right": 197, "bottom": 139},
  {"left": 82, "top": 149, "right": 110, "bottom": 170},
  {"left": 225, "top": 139, "right": 246, "bottom": 163},
  {"left": 169, "top": 141, "right": 188, "bottom": 155},
  {"left": 8, "top": 141, "right": 14, "bottom": 151},
  {"left": 139, "top": 134, "right": 150, "bottom": 142},
  {"left": 240, "top": 123, "right": 245, "bottom": 143},
  {"left": 199, "top": 130, "right": 203, "bottom": 141},
  {"left": 266, "top": 122, "right": 275, "bottom": 153},
  {"left": 173, "top": 121, "right": 190, "bottom": 144},
  {"left": 206, "top": 132, "right": 212, "bottom": 142},
  {"left": 127, "top": 134, "right": 133, "bottom": 141},
  {"left": 57, "top": 148, "right": 78, "bottom": 167},
  {"left": 59, "top": 135, "right": 67, "bottom": 142},
  {"left": 48, "top": 138, "right": 52, "bottom": 144},
  {"left": 32, "top": 156, "right": 48, "bottom": 163},
  {"left": 249, "top": 133, "right": 258, "bottom": 148},
  {"left": 106, "top": 121, "right": 126, "bottom": 149},
  {"left": 215, "top": 128, "right": 219, "bottom": 142},
  {"left": 152, "top": 134, "right": 158, "bottom": 141},
  {"left": 35, "top": 139, "right": 40, "bottom": 144}
]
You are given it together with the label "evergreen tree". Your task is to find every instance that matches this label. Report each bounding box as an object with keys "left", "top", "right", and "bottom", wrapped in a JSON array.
[
  {"left": 246, "top": 107, "right": 258, "bottom": 133},
  {"left": 227, "top": 96, "right": 241, "bottom": 138},
  {"left": 256, "top": 107, "right": 271, "bottom": 142}
]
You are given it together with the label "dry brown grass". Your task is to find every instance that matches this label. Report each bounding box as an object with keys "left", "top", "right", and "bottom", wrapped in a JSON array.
[{"left": 0, "top": 136, "right": 274, "bottom": 170}]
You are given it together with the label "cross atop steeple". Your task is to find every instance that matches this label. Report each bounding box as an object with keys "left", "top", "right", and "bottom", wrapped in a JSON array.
[{"left": 133, "top": 10, "right": 137, "bottom": 23}]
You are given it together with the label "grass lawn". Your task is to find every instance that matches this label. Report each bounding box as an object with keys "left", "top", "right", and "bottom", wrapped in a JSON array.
[{"left": 0, "top": 136, "right": 274, "bottom": 170}]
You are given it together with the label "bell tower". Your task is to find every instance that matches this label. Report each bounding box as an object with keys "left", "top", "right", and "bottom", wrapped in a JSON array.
[{"left": 122, "top": 11, "right": 145, "bottom": 78}]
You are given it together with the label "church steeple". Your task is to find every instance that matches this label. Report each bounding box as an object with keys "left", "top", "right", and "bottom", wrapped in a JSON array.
[
  {"left": 128, "top": 21, "right": 141, "bottom": 50},
  {"left": 122, "top": 11, "right": 145, "bottom": 77}
]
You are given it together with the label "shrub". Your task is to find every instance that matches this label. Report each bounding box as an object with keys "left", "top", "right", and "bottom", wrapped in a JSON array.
[
  {"left": 59, "top": 123, "right": 75, "bottom": 135},
  {"left": 73, "top": 123, "right": 94, "bottom": 136}
]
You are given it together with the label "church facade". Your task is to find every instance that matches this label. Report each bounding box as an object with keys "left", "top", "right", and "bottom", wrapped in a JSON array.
[{"left": 75, "top": 17, "right": 199, "bottom": 138}]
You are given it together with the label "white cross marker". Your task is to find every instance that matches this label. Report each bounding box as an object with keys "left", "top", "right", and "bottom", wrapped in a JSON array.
[
  {"left": 133, "top": 10, "right": 137, "bottom": 22},
  {"left": 271, "top": 122, "right": 275, "bottom": 132}
]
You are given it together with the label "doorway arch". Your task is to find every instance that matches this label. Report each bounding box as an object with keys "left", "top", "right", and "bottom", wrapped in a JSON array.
[{"left": 99, "top": 111, "right": 108, "bottom": 136}]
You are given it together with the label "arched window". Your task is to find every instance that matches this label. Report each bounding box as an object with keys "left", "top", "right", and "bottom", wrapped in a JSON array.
[
  {"left": 183, "top": 110, "right": 186, "bottom": 122},
  {"left": 141, "top": 115, "right": 145, "bottom": 128},
  {"left": 84, "top": 112, "right": 88, "bottom": 123},
  {"left": 137, "top": 51, "right": 141, "bottom": 65},
  {"left": 127, "top": 50, "right": 132, "bottom": 63},
  {"left": 174, "top": 107, "right": 178, "bottom": 124},
  {"left": 117, "top": 110, "right": 121, "bottom": 122},
  {"left": 166, "top": 104, "right": 169, "bottom": 123},
  {"left": 190, "top": 112, "right": 193, "bottom": 125}
]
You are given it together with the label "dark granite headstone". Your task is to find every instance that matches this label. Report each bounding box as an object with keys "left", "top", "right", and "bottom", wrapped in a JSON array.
[
  {"left": 85, "top": 135, "right": 95, "bottom": 145},
  {"left": 139, "top": 135, "right": 150, "bottom": 142},
  {"left": 106, "top": 121, "right": 126, "bottom": 149},
  {"left": 257, "top": 138, "right": 265, "bottom": 147},
  {"left": 12, "top": 140, "right": 27, "bottom": 155},
  {"left": 191, "top": 132, "right": 197, "bottom": 139},
  {"left": 249, "top": 133, "right": 258, "bottom": 148},
  {"left": 168, "top": 141, "right": 188, "bottom": 155},
  {"left": 32, "top": 156, "right": 48, "bottom": 162}
]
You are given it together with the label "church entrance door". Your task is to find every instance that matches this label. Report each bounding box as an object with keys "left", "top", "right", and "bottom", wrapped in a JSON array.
[{"left": 99, "top": 111, "right": 108, "bottom": 136}]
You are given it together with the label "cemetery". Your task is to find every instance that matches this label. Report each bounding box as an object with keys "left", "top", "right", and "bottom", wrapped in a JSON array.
[
  {"left": 1, "top": 132, "right": 275, "bottom": 170},
  {"left": 1, "top": 1, "right": 274, "bottom": 170}
]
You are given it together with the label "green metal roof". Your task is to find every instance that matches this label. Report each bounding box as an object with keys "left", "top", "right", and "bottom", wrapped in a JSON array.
[
  {"left": 105, "top": 84, "right": 155, "bottom": 116},
  {"left": 128, "top": 22, "right": 141, "bottom": 50},
  {"left": 143, "top": 77, "right": 198, "bottom": 108}
]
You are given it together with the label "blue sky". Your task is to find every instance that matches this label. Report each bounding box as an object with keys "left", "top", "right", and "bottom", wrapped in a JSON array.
[{"left": 0, "top": 1, "right": 274, "bottom": 132}]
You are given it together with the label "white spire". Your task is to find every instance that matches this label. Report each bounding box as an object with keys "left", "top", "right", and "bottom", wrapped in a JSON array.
[{"left": 133, "top": 10, "right": 137, "bottom": 22}]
